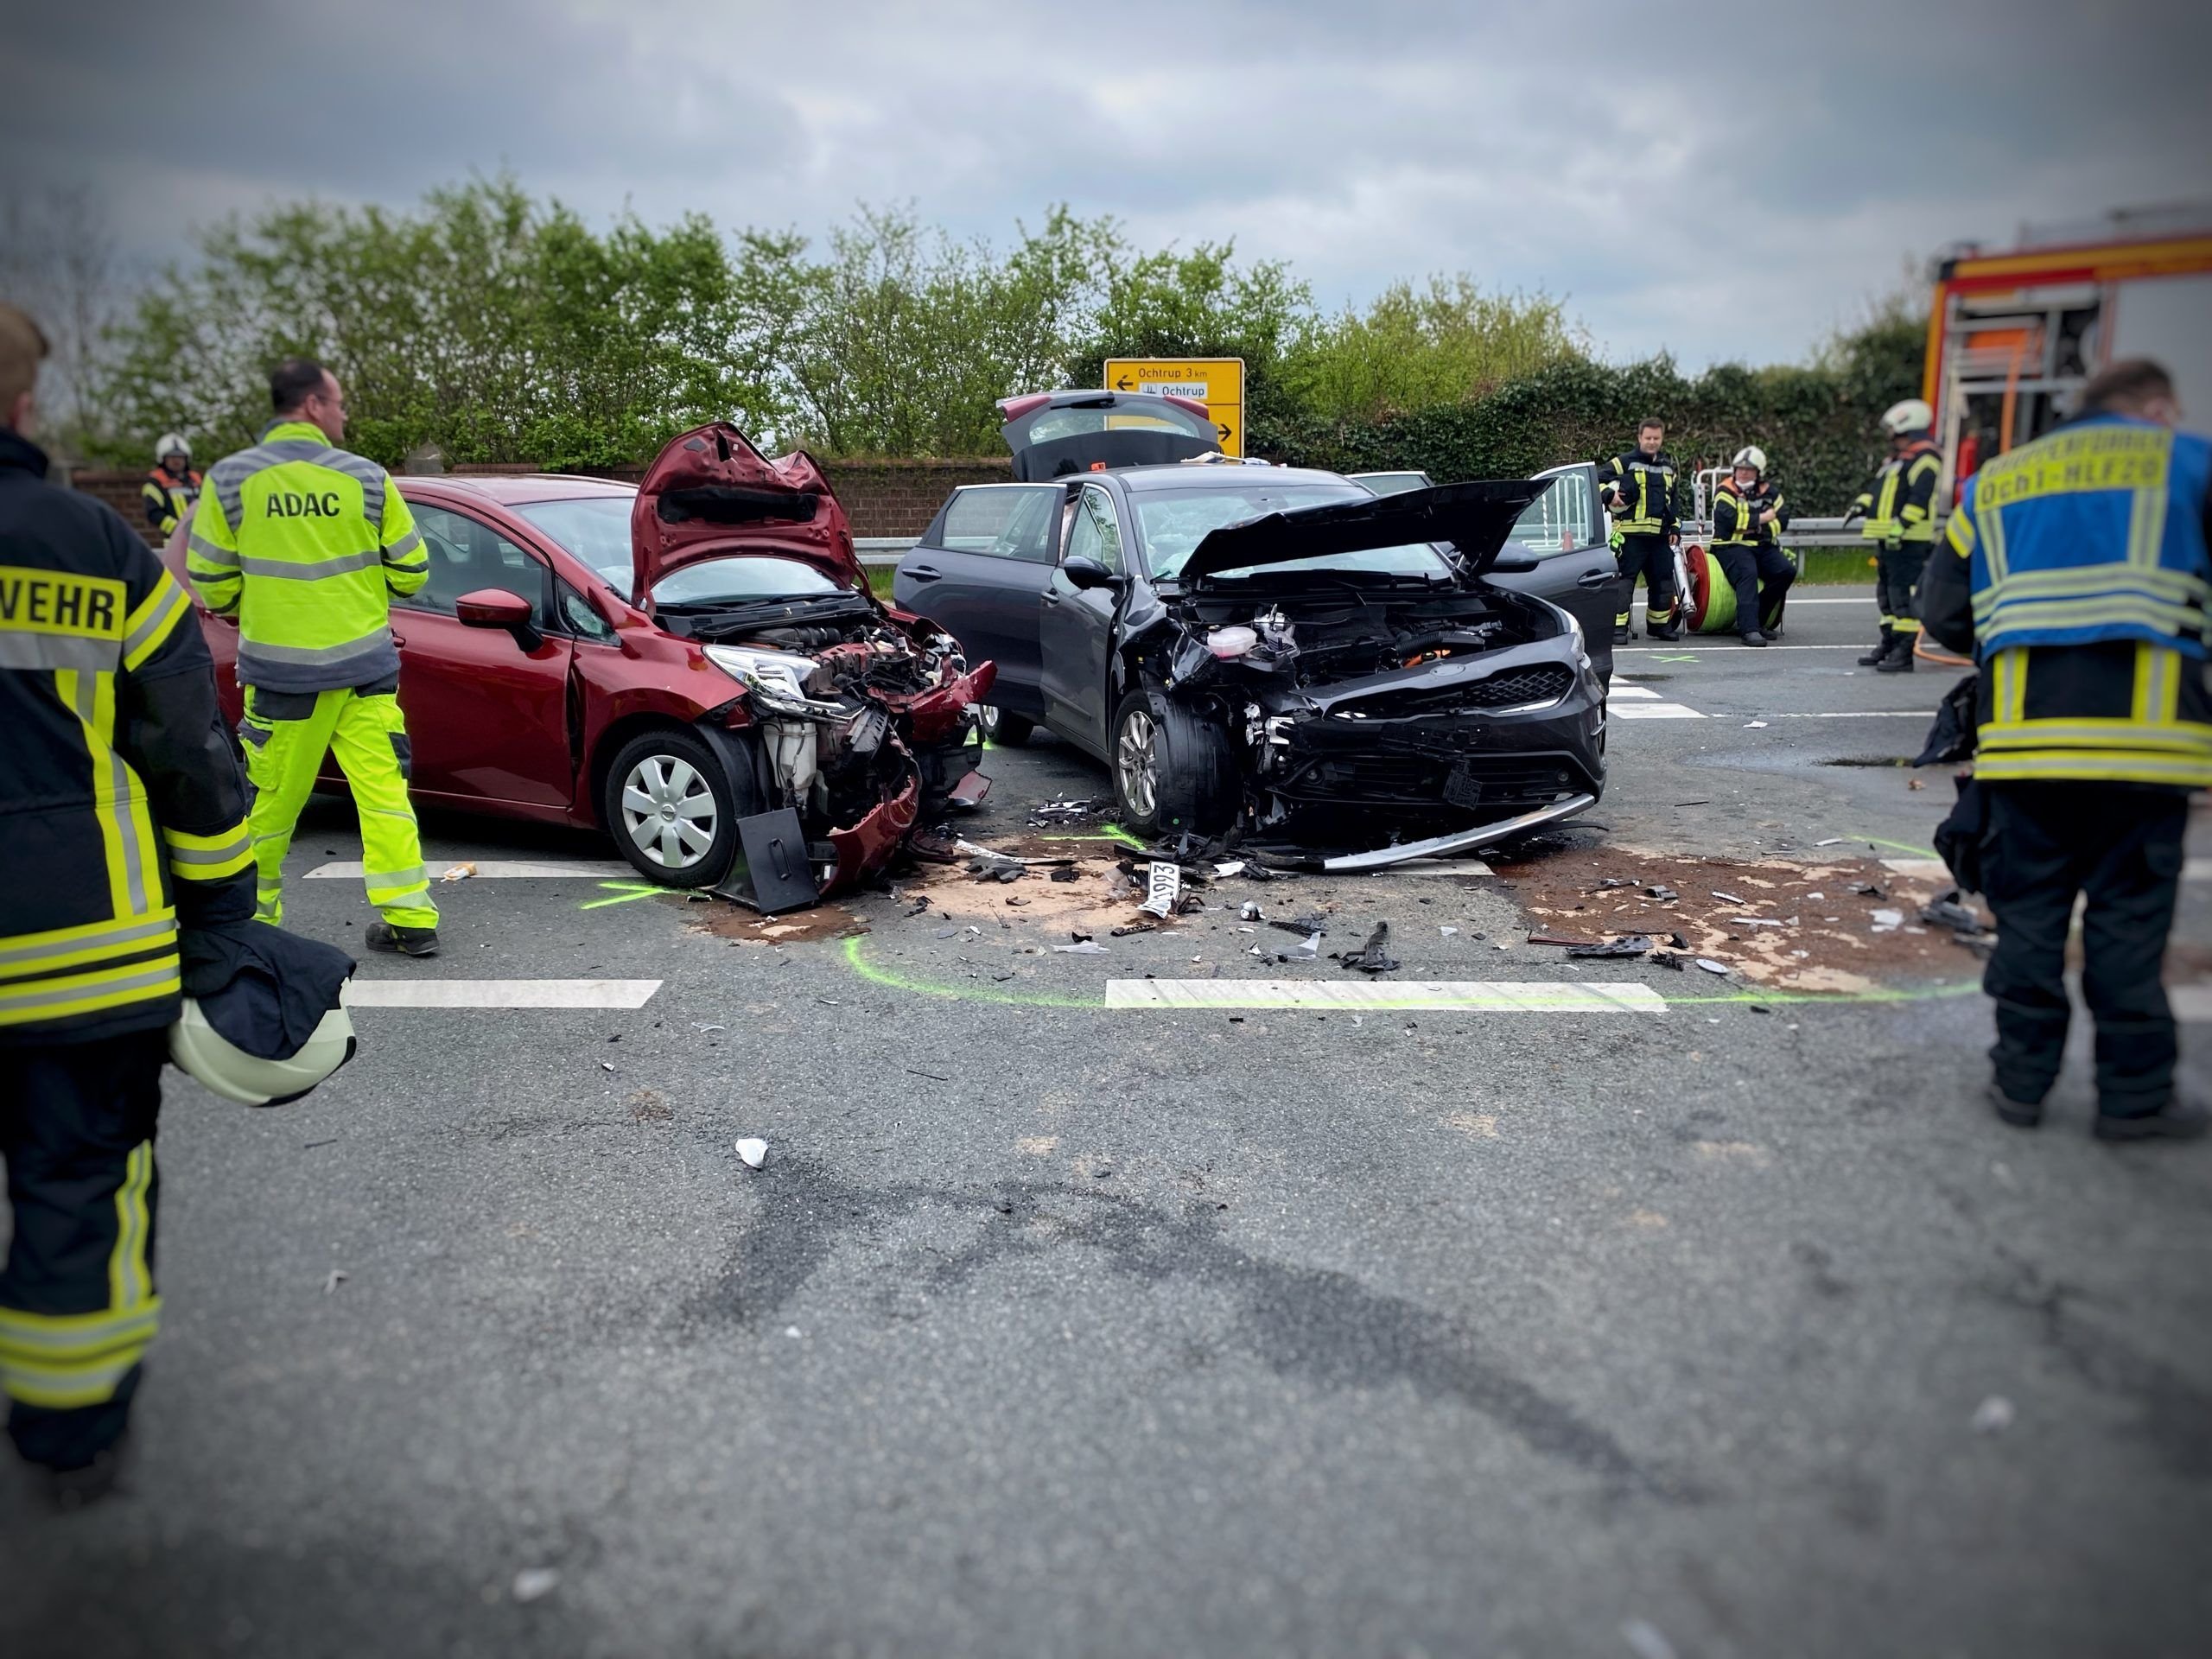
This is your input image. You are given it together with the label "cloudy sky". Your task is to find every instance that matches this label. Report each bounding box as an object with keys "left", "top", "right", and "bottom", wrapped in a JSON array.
[{"left": 10, "top": 0, "right": 2208, "bottom": 368}]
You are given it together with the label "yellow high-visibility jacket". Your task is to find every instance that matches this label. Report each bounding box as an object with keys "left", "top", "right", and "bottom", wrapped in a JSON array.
[{"left": 186, "top": 421, "right": 429, "bottom": 692}]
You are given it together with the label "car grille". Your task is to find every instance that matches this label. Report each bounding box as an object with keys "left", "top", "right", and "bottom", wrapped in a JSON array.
[
  {"left": 1284, "top": 753, "right": 1586, "bottom": 808},
  {"left": 1339, "top": 664, "right": 1574, "bottom": 721}
]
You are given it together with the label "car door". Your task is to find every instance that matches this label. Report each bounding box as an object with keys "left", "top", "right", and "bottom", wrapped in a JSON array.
[
  {"left": 391, "top": 504, "right": 575, "bottom": 809},
  {"left": 1038, "top": 483, "right": 1127, "bottom": 760},
  {"left": 1481, "top": 463, "right": 1621, "bottom": 683},
  {"left": 893, "top": 484, "right": 1062, "bottom": 720}
]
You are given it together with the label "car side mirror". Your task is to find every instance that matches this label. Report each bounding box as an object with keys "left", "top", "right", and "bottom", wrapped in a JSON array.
[
  {"left": 455, "top": 588, "right": 543, "bottom": 650},
  {"left": 1060, "top": 556, "right": 1119, "bottom": 592}
]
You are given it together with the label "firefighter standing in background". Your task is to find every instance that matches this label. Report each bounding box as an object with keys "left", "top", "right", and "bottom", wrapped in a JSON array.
[
  {"left": 0, "top": 301, "right": 257, "bottom": 1503},
  {"left": 1602, "top": 416, "right": 1682, "bottom": 641},
  {"left": 185, "top": 356, "right": 442, "bottom": 956},
  {"left": 1849, "top": 397, "right": 1944, "bottom": 672},
  {"left": 140, "top": 435, "right": 200, "bottom": 540},
  {"left": 1921, "top": 359, "right": 2210, "bottom": 1141},
  {"left": 1708, "top": 445, "right": 1795, "bottom": 646}
]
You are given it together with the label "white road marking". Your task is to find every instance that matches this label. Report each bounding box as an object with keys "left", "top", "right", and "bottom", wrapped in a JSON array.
[
  {"left": 2175, "top": 986, "right": 2212, "bottom": 1023},
  {"left": 1610, "top": 702, "right": 1707, "bottom": 720},
  {"left": 1104, "top": 979, "right": 1666, "bottom": 1013},
  {"left": 342, "top": 978, "right": 663, "bottom": 1009},
  {"left": 1609, "top": 684, "right": 1662, "bottom": 700},
  {"left": 306, "top": 860, "right": 634, "bottom": 880},
  {"left": 1884, "top": 856, "right": 2212, "bottom": 882}
]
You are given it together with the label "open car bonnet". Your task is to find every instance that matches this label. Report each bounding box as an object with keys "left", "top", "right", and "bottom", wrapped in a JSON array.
[
  {"left": 1179, "top": 478, "right": 1553, "bottom": 583},
  {"left": 631, "top": 423, "right": 860, "bottom": 602},
  {"left": 999, "top": 390, "right": 1221, "bottom": 481}
]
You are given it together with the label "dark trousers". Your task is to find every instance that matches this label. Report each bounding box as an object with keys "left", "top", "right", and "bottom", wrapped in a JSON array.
[
  {"left": 1615, "top": 533, "right": 1677, "bottom": 629},
  {"left": 1713, "top": 543, "right": 1796, "bottom": 634},
  {"left": 1875, "top": 541, "right": 1932, "bottom": 634},
  {"left": 1979, "top": 785, "right": 2188, "bottom": 1115},
  {"left": 0, "top": 1030, "right": 166, "bottom": 1470}
]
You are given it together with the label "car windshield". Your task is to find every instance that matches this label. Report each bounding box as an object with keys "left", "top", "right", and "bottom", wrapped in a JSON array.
[
  {"left": 1134, "top": 484, "right": 1453, "bottom": 582},
  {"left": 512, "top": 495, "right": 633, "bottom": 584},
  {"left": 649, "top": 556, "right": 848, "bottom": 606}
]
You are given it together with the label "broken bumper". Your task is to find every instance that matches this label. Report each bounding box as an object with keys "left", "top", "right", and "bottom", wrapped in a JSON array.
[
  {"left": 823, "top": 770, "right": 921, "bottom": 894},
  {"left": 1310, "top": 791, "right": 1599, "bottom": 872}
]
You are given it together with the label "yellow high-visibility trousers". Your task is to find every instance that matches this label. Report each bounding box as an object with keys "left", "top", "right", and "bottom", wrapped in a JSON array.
[{"left": 238, "top": 685, "right": 438, "bottom": 930}]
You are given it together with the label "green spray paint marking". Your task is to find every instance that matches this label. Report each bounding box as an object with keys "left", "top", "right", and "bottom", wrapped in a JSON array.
[
  {"left": 1652, "top": 653, "right": 1699, "bottom": 662},
  {"left": 581, "top": 880, "right": 668, "bottom": 910},
  {"left": 839, "top": 937, "right": 1980, "bottom": 1014},
  {"left": 1853, "top": 836, "right": 1941, "bottom": 858}
]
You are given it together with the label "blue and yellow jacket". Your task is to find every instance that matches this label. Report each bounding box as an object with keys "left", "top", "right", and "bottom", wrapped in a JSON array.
[{"left": 1921, "top": 411, "right": 2212, "bottom": 790}]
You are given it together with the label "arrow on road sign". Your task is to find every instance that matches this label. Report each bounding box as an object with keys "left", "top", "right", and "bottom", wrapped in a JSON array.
[
  {"left": 1217, "top": 423, "right": 1231, "bottom": 440},
  {"left": 1116, "top": 376, "right": 1133, "bottom": 390}
]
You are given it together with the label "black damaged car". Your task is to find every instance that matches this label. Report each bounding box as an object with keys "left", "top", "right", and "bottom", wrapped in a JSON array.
[{"left": 894, "top": 391, "right": 1616, "bottom": 869}]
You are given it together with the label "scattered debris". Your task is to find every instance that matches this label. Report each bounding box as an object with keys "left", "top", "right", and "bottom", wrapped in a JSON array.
[
  {"left": 1743, "top": 720, "right": 1768, "bottom": 729},
  {"left": 1729, "top": 917, "right": 1786, "bottom": 928},
  {"left": 691, "top": 1022, "right": 726, "bottom": 1033},
  {"left": 512, "top": 1568, "right": 560, "bottom": 1604},
  {"left": 734, "top": 1138, "right": 767, "bottom": 1168},
  {"left": 1527, "top": 932, "right": 1600, "bottom": 948},
  {"left": 1140, "top": 861, "right": 1183, "bottom": 918},
  {"left": 323, "top": 1269, "right": 346, "bottom": 1294},
  {"left": 1054, "top": 940, "right": 1109, "bottom": 954},
  {"left": 1971, "top": 1395, "right": 2016, "bottom": 1435},
  {"left": 1815, "top": 837, "right": 1848, "bottom": 847},
  {"left": 904, "top": 1068, "right": 950, "bottom": 1083},
  {"left": 1711, "top": 889, "right": 1748, "bottom": 905},
  {"left": 1049, "top": 866, "right": 1080, "bottom": 883},
  {"left": 1593, "top": 876, "right": 1638, "bottom": 891},
  {"left": 440, "top": 861, "right": 476, "bottom": 883},
  {"left": 1907, "top": 777, "right": 1927, "bottom": 790},
  {"left": 1276, "top": 931, "right": 1322, "bottom": 963},
  {"left": 906, "top": 895, "right": 931, "bottom": 915},
  {"left": 1852, "top": 882, "right": 1888, "bottom": 898},
  {"left": 1440, "top": 925, "right": 1458, "bottom": 938},
  {"left": 1646, "top": 884, "right": 1678, "bottom": 902},
  {"left": 1109, "top": 922, "right": 1156, "bottom": 938},
  {"left": 1695, "top": 959, "right": 1730, "bottom": 976},
  {"left": 1213, "top": 860, "right": 1247, "bottom": 878},
  {"left": 1268, "top": 912, "right": 1330, "bottom": 936},
  {"left": 1028, "top": 798, "right": 1095, "bottom": 820},
  {"left": 1239, "top": 900, "right": 1264, "bottom": 921},
  {"left": 1332, "top": 921, "right": 1400, "bottom": 974},
  {"left": 1568, "top": 935, "right": 1650, "bottom": 958},
  {"left": 1650, "top": 951, "right": 1690, "bottom": 970},
  {"left": 1870, "top": 908, "right": 1904, "bottom": 932}
]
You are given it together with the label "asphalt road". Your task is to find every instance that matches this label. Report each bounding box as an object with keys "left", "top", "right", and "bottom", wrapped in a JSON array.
[{"left": 4, "top": 586, "right": 2209, "bottom": 1659}]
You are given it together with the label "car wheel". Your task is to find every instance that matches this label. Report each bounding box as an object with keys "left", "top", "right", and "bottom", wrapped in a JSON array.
[
  {"left": 980, "top": 706, "right": 1034, "bottom": 747},
  {"left": 604, "top": 728, "right": 740, "bottom": 887},
  {"left": 1109, "top": 690, "right": 1236, "bottom": 840}
]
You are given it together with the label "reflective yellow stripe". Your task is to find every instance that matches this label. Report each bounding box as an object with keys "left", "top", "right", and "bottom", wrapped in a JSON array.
[
  {"left": 0, "top": 908, "right": 176, "bottom": 978},
  {"left": 0, "top": 957, "right": 181, "bottom": 1026},
  {"left": 1977, "top": 751, "right": 2212, "bottom": 786},
  {"left": 0, "top": 1297, "right": 162, "bottom": 1410},
  {"left": 162, "top": 820, "right": 253, "bottom": 880},
  {"left": 121, "top": 572, "right": 192, "bottom": 671},
  {"left": 111, "top": 1142, "right": 155, "bottom": 1309},
  {"left": 1980, "top": 718, "right": 2212, "bottom": 753}
]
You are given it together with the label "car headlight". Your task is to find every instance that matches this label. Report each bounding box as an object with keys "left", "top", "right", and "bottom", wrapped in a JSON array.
[
  {"left": 702, "top": 645, "right": 820, "bottom": 715},
  {"left": 1561, "top": 608, "right": 1592, "bottom": 670}
]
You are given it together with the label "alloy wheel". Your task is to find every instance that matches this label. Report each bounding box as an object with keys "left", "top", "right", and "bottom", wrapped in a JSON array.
[
  {"left": 1116, "top": 708, "right": 1159, "bottom": 820},
  {"left": 619, "top": 753, "right": 719, "bottom": 869}
]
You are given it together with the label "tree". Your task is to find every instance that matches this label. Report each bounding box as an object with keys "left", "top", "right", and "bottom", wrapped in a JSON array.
[{"left": 0, "top": 184, "right": 123, "bottom": 462}]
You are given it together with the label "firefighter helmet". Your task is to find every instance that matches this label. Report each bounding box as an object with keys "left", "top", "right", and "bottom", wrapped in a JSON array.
[
  {"left": 155, "top": 433, "right": 190, "bottom": 467},
  {"left": 1732, "top": 445, "right": 1768, "bottom": 474},
  {"left": 168, "top": 997, "right": 357, "bottom": 1107},
  {"left": 1880, "top": 400, "right": 1934, "bottom": 437}
]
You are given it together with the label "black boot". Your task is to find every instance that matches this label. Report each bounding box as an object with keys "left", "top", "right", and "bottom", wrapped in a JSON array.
[
  {"left": 1874, "top": 633, "right": 1916, "bottom": 673},
  {"left": 1857, "top": 625, "right": 1894, "bottom": 667},
  {"left": 1611, "top": 621, "right": 1634, "bottom": 645},
  {"left": 1739, "top": 630, "right": 1769, "bottom": 647},
  {"left": 366, "top": 921, "right": 440, "bottom": 957},
  {"left": 2093, "top": 1095, "right": 2209, "bottom": 1141}
]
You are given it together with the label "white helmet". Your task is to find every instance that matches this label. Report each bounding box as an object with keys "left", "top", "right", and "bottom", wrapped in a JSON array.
[
  {"left": 1880, "top": 399, "right": 1934, "bottom": 437},
  {"left": 156, "top": 433, "right": 190, "bottom": 466},
  {"left": 168, "top": 996, "right": 357, "bottom": 1106},
  {"left": 1732, "top": 445, "right": 1768, "bottom": 474}
]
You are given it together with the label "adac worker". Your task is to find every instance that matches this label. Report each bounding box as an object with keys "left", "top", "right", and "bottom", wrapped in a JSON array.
[
  {"left": 141, "top": 435, "right": 200, "bottom": 540},
  {"left": 0, "top": 300, "right": 257, "bottom": 1500},
  {"left": 1602, "top": 416, "right": 1682, "bottom": 642},
  {"left": 1709, "top": 445, "right": 1795, "bottom": 647},
  {"left": 1921, "top": 358, "right": 2211, "bottom": 1141},
  {"left": 1849, "top": 398, "right": 1945, "bottom": 673},
  {"left": 186, "top": 357, "right": 441, "bottom": 956}
]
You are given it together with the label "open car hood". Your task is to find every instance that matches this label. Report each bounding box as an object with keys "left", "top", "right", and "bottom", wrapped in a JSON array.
[
  {"left": 1180, "top": 478, "right": 1553, "bottom": 583},
  {"left": 999, "top": 390, "right": 1221, "bottom": 481},
  {"left": 631, "top": 423, "right": 859, "bottom": 602}
]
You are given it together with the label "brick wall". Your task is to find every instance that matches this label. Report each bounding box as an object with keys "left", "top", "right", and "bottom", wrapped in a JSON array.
[{"left": 70, "top": 455, "right": 1014, "bottom": 543}]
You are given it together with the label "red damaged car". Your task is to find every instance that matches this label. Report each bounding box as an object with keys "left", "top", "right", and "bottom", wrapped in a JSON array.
[{"left": 162, "top": 423, "right": 995, "bottom": 896}]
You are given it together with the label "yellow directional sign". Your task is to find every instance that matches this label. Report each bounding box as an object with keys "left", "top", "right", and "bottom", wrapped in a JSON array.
[{"left": 1103, "top": 357, "right": 1245, "bottom": 457}]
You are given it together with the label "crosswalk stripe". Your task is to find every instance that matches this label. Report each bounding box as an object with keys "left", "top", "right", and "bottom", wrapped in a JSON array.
[
  {"left": 306, "top": 860, "right": 635, "bottom": 880},
  {"left": 1103, "top": 979, "right": 1665, "bottom": 1012},
  {"left": 1609, "top": 684, "right": 1662, "bottom": 700},
  {"left": 1610, "top": 702, "right": 1707, "bottom": 720},
  {"left": 343, "top": 978, "right": 662, "bottom": 1009}
]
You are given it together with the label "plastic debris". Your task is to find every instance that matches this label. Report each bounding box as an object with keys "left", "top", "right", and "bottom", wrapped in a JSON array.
[
  {"left": 1852, "top": 882, "right": 1888, "bottom": 898},
  {"left": 1569, "top": 935, "right": 1649, "bottom": 958},
  {"left": 1711, "top": 889, "right": 1748, "bottom": 905},
  {"left": 1870, "top": 908, "right": 1904, "bottom": 932},
  {"left": 1593, "top": 876, "right": 1637, "bottom": 891},
  {"left": 1650, "top": 950, "right": 1690, "bottom": 970},
  {"left": 1268, "top": 912, "right": 1329, "bottom": 936},
  {"left": 1049, "top": 866, "right": 1080, "bottom": 883},
  {"left": 323, "top": 1269, "right": 346, "bottom": 1294},
  {"left": 1029, "top": 798, "right": 1095, "bottom": 820},
  {"left": 1528, "top": 932, "right": 1600, "bottom": 948},
  {"left": 734, "top": 1138, "right": 767, "bottom": 1168},
  {"left": 1971, "top": 1395, "right": 2016, "bottom": 1434},
  {"left": 1140, "top": 861, "right": 1182, "bottom": 918},
  {"left": 1239, "top": 900, "right": 1263, "bottom": 921},
  {"left": 512, "top": 1567, "right": 560, "bottom": 1604},
  {"left": 691, "top": 1022, "right": 726, "bottom": 1033},
  {"left": 1213, "top": 860, "right": 1247, "bottom": 878},
  {"left": 1054, "top": 940, "right": 1109, "bottom": 954},
  {"left": 1332, "top": 921, "right": 1400, "bottom": 974},
  {"left": 1646, "top": 884, "right": 1678, "bottom": 902},
  {"left": 1440, "top": 925, "right": 1458, "bottom": 937},
  {"left": 1109, "top": 922, "right": 1156, "bottom": 937},
  {"left": 1275, "top": 931, "right": 1322, "bottom": 963},
  {"left": 1619, "top": 1619, "right": 1679, "bottom": 1659},
  {"left": 440, "top": 861, "right": 476, "bottom": 882},
  {"left": 1729, "top": 917, "right": 1785, "bottom": 928},
  {"left": 1743, "top": 720, "right": 1768, "bottom": 729},
  {"left": 1695, "top": 958, "right": 1730, "bottom": 975},
  {"left": 1815, "top": 837, "right": 1847, "bottom": 847}
]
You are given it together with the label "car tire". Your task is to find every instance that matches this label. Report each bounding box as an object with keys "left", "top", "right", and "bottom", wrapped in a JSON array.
[
  {"left": 981, "top": 706, "right": 1034, "bottom": 747},
  {"left": 603, "top": 728, "right": 741, "bottom": 887},
  {"left": 1109, "top": 689, "right": 1236, "bottom": 840}
]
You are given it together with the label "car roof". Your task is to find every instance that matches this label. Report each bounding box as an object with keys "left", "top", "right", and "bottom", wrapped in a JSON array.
[{"left": 402, "top": 474, "right": 635, "bottom": 505}]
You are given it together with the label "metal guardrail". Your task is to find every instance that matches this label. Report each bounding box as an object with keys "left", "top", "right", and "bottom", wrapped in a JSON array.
[{"left": 857, "top": 537, "right": 919, "bottom": 569}]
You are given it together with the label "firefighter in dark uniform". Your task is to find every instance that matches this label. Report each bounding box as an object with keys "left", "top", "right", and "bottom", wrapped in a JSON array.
[
  {"left": 1849, "top": 398, "right": 1945, "bottom": 672},
  {"left": 0, "top": 301, "right": 257, "bottom": 1502},
  {"left": 1921, "top": 359, "right": 2210, "bottom": 1141},
  {"left": 141, "top": 435, "right": 200, "bottom": 540},
  {"left": 1602, "top": 416, "right": 1682, "bottom": 641},
  {"left": 1708, "top": 445, "right": 1795, "bottom": 646}
]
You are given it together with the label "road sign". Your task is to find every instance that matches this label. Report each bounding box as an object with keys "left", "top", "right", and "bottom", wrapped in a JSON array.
[{"left": 1103, "top": 357, "right": 1245, "bottom": 457}]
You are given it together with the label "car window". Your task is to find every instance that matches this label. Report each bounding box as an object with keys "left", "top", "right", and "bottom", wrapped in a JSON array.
[
  {"left": 935, "top": 485, "right": 1060, "bottom": 563},
  {"left": 405, "top": 504, "right": 554, "bottom": 621},
  {"left": 558, "top": 580, "right": 617, "bottom": 643},
  {"left": 651, "top": 556, "right": 847, "bottom": 606},
  {"left": 1027, "top": 404, "right": 1211, "bottom": 443},
  {"left": 512, "top": 494, "right": 635, "bottom": 587},
  {"left": 1506, "top": 470, "right": 1598, "bottom": 556},
  {"left": 1133, "top": 483, "right": 1453, "bottom": 582},
  {"left": 1064, "top": 487, "right": 1125, "bottom": 575}
]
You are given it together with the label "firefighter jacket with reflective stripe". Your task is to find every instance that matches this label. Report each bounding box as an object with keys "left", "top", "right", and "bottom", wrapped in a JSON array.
[
  {"left": 1601, "top": 448, "right": 1680, "bottom": 537},
  {"left": 1852, "top": 439, "right": 1942, "bottom": 544},
  {"left": 1920, "top": 412, "right": 2212, "bottom": 790},
  {"left": 186, "top": 421, "right": 429, "bottom": 692},
  {"left": 142, "top": 467, "right": 200, "bottom": 538},
  {"left": 1712, "top": 480, "right": 1787, "bottom": 548},
  {"left": 0, "top": 425, "right": 256, "bottom": 1043}
]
